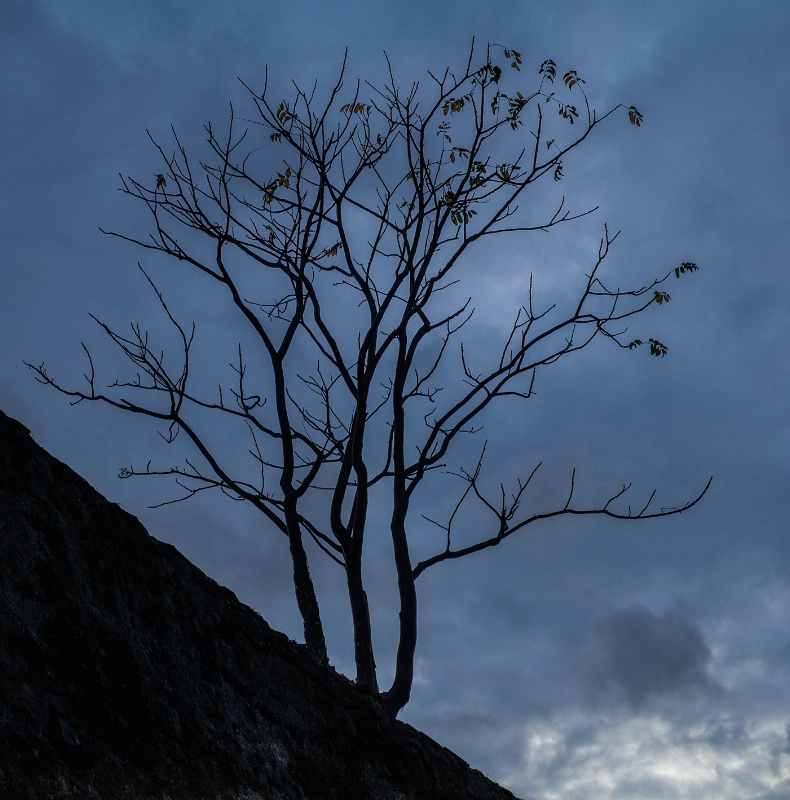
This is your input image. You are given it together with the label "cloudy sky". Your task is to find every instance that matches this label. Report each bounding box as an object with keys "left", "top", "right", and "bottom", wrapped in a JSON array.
[{"left": 3, "top": 1, "right": 789, "bottom": 797}]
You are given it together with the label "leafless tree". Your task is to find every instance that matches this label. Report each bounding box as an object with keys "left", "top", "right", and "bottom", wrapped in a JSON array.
[{"left": 29, "top": 42, "right": 709, "bottom": 717}]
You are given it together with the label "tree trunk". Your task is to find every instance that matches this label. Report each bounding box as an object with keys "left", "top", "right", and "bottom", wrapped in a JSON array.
[
  {"left": 286, "top": 512, "right": 329, "bottom": 666},
  {"left": 346, "top": 556, "right": 379, "bottom": 692},
  {"left": 382, "top": 331, "right": 417, "bottom": 718},
  {"left": 382, "top": 512, "right": 417, "bottom": 718}
]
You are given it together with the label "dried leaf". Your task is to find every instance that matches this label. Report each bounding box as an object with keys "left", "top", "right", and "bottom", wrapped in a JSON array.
[{"left": 628, "top": 105, "right": 644, "bottom": 126}]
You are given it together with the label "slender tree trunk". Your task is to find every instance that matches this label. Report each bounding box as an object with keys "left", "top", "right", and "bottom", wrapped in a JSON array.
[
  {"left": 288, "top": 535, "right": 328, "bottom": 665},
  {"left": 345, "top": 554, "right": 378, "bottom": 691},
  {"left": 383, "top": 331, "right": 417, "bottom": 718},
  {"left": 284, "top": 500, "right": 329, "bottom": 666},
  {"left": 342, "top": 399, "right": 378, "bottom": 690},
  {"left": 383, "top": 510, "right": 417, "bottom": 718},
  {"left": 269, "top": 335, "right": 328, "bottom": 665}
]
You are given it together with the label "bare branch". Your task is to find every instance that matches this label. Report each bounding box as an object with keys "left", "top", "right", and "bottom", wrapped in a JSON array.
[{"left": 33, "top": 42, "right": 706, "bottom": 715}]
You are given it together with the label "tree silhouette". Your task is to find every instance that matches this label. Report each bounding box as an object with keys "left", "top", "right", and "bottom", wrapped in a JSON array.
[{"left": 29, "top": 42, "right": 709, "bottom": 718}]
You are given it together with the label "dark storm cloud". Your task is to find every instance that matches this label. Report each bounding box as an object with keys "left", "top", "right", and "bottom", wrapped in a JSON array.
[{"left": 590, "top": 605, "right": 719, "bottom": 708}]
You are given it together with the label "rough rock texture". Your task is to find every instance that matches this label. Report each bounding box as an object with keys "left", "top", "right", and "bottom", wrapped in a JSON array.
[{"left": 0, "top": 409, "right": 520, "bottom": 800}]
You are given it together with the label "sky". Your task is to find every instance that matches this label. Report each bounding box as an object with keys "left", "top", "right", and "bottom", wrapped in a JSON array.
[{"left": 2, "top": 1, "right": 789, "bottom": 798}]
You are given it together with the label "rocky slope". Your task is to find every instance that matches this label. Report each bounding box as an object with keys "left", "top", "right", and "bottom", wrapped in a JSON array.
[{"left": 0, "top": 409, "right": 520, "bottom": 800}]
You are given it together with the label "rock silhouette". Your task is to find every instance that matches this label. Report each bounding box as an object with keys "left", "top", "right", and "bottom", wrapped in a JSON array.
[{"left": 0, "top": 409, "right": 519, "bottom": 799}]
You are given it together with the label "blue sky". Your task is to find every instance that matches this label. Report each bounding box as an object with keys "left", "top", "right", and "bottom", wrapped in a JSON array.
[{"left": 3, "top": 2, "right": 790, "bottom": 797}]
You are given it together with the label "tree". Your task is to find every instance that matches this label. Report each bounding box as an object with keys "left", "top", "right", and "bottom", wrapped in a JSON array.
[{"left": 28, "top": 42, "right": 709, "bottom": 718}]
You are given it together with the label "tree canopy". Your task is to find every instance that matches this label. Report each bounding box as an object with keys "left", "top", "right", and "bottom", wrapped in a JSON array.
[{"left": 29, "top": 41, "right": 708, "bottom": 717}]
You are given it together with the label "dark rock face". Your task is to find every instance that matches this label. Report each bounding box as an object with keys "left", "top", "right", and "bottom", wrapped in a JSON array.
[{"left": 0, "top": 410, "right": 520, "bottom": 800}]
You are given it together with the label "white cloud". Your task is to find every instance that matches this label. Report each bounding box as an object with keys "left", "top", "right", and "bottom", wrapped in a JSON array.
[{"left": 502, "top": 711, "right": 790, "bottom": 800}]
